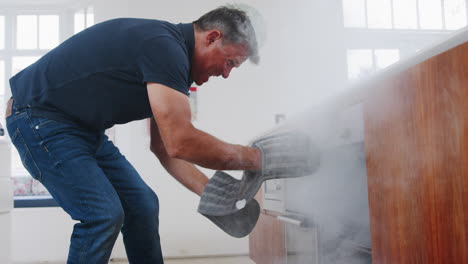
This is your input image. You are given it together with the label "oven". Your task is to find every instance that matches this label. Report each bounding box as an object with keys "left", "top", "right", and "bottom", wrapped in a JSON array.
[{"left": 263, "top": 104, "right": 372, "bottom": 263}]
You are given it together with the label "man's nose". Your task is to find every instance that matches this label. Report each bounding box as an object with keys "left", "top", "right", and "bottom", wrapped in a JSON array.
[{"left": 222, "top": 66, "right": 233, "bottom": 79}]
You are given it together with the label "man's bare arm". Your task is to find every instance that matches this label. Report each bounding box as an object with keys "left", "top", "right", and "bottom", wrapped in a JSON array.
[
  {"left": 147, "top": 82, "right": 261, "bottom": 171},
  {"left": 150, "top": 117, "right": 208, "bottom": 196}
]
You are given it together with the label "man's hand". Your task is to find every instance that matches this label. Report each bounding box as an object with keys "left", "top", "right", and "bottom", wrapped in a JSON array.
[
  {"left": 198, "top": 171, "right": 243, "bottom": 216},
  {"left": 250, "top": 130, "right": 320, "bottom": 180},
  {"left": 201, "top": 195, "right": 260, "bottom": 238},
  {"left": 151, "top": 125, "right": 260, "bottom": 238},
  {"left": 198, "top": 131, "right": 321, "bottom": 217}
]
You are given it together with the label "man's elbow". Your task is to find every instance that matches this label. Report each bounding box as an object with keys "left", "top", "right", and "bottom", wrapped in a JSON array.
[
  {"left": 160, "top": 128, "right": 195, "bottom": 159},
  {"left": 150, "top": 144, "right": 160, "bottom": 156},
  {"left": 165, "top": 139, "right": 188, "bottom": 159},
  {"left": 166, "top": 145, "right": 181, "bottom": 159},
  {"left": 167, "top": 136, "right": 199, "bottom": 160},
  {"left": 150, "top": 139, "right": 172, "bottom": 160}
]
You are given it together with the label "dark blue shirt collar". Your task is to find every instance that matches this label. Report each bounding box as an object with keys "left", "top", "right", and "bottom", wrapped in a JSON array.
[
  {"left": 177, "top": 23, "right": 195, "bottom": 87},
  {"left": 177, "top": 23, "right": 195, "bottom": 64}
]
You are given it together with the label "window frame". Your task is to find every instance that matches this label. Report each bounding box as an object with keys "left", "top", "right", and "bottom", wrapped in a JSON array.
[
  {"left": 343, "top": 0, "right": 468, "bottom": 31},
  {"left": 342, "top": 17, "right": 456, "bottom": 81},
  {"left": 0, "top": 4, "right": 92, "bottom": 208},
  {"left": 14, "top": 196, "right": 58, "bottom": 208},
  {"left": 74, "top": 6, "right": 94, "bottom": 34},
  {"left": 346, "top": 48, "right": 401, "bottom": 80}
]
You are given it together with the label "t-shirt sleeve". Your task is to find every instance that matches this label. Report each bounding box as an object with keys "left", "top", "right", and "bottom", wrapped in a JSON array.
[{"left": 137, "top": 37, "right": 190, "bottom": 95}]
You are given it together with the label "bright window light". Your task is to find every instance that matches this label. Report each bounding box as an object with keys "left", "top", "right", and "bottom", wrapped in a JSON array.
[
  {"left": 12, "top": 56, "right": 41, "bottom": 76},
  {"left": 0, "top": 60, "right": 4, "bottom": 126},
  {"left": 419, "top": 0, "right": 443, "bottom": 30},
  {"left": 0, "top": 16, "right": 5, "bottom": 49},
  {"left": 374, "top": 49, "right": 400, "bottom": 69},
  {"left": 0, "top": 60, "right": 4, "bottom": 98},
  {"left": 342, "top": 0, "right": 366, "bottom": 27},
  {"left": 367, "top": 0, "right": 392, "bottom": 29},
  {"left": 17, "top": 15, "right": 38, "bottom": 49},
  {"left": 347, "top": 49, "right": 374, "bottom": 80},
  {"left": 74, "top": 11, "right": 85, "bottom": 34},
  {"left": 11, "top": 147, "right": 29, "bottom": 178},
  {"left": 39, "top": 15, "right": 59, "bottom": 49},
  {"left": 86, "top": 7, "right": 95, "bottom": 27},
  {"left": 445, "top": 0, "right": 467, "bottom": 30},
  {"left": 11, "top": 56, "right": 42, "bottom": 181},
  {"left": 393, "top": 0, "right": 418, "bottom": 29}
]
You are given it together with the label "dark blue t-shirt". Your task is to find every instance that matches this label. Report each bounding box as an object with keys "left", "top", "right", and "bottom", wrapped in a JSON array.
[{"left": 9, "top": 18, "right": 194, "bottom": 131}]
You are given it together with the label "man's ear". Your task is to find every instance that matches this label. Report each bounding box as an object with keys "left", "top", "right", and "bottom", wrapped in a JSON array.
[{"left": 206, "top": 30, "right": 222, "bottom": 46}]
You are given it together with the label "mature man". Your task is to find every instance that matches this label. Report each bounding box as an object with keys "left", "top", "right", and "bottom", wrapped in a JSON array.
[{"left": 6, "top": 5, "right": 315, "bottom": 264}]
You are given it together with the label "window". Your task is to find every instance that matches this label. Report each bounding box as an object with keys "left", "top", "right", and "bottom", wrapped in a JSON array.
[
  {"left": 39, "top": 15, "right": 60, "bottom": 49},
  {"left": 12, "top": 56, "right": 41, "bottom": 75},
  {"left": 374, "top": 49, "right": 400, "bottom": 68},
  {"left": 342, "top": 0, "right": 463, "bottom": 84},
  {"left": 343, "top": 0, "right": 468, "bottom": 30},
  {"left": 1, "top": 10, "right": 65, "bottom": 205},
  {"left": 347, "top": 49, "right": 374, "bottom": 80},
  {"left": 419, "top": 0, "right": 443, "bottom": 30},
  {"left": 343, "top": 0, "right": 366, "bottom": 27},
  {"left": 0, "top": 60, "right": 5, "bottom": 110},
  {"left": 16, "top": 15, "right": 59, "bottom": 50},
  {"left": 347, "top": 49, "right": 400, "bottom": 80},
  {"left": 367, "top": 0, "right": 392, "bottom": 29},
  {"left": 74, "top": 6, "right": 95, "bottom": 34},
  {"left": 445, "top": 0, "right": 468, "bottom": 29},
  {"left": 3, "top": 6, "right": 97, "bottom": 206},
  {"left": 0, "top": 16, "right": 5, "bottom": 50},
  {"left": 16, "top": 15, "right": 38, "bottom": 49},
  {"left": 9, "top": 15, "right": 57, "bottom": 198},
  {"left": 393, "top": 0, "right": 418, "bottom": 29},
  {"left": 10, "top": 56, "right": 44, "bottom": 197}
]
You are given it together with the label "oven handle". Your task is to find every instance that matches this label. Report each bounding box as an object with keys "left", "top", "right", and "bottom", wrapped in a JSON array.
[{"left": 277, "top": 215, "right": 305, "bottom": 227}]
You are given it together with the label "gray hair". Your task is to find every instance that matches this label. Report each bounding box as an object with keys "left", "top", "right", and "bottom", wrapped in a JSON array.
[{"left": 194, "top": 6, "right": 259, "bottom": 64}]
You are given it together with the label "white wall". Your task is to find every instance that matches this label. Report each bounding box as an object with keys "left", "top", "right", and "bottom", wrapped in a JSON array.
[{"left": 8, "top": 0, "right": 350, "bottom": 262}]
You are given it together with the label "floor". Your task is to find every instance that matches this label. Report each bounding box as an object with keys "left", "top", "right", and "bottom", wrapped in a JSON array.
[
  {"left": 110, "top": 256, "right": 255, "bottom": 264},
  {"left": 13, "top": 255, "right": 255, "bottom": 264}
]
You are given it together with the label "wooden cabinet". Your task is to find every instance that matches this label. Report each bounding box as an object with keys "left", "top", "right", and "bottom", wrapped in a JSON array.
[
  {"left": 250, "top": 42, "right": 468, "bottom": 264},
  {"left": 249, "top": 212, "right": 286, "bottom": 264},
  {"left": 364, "top": 42, "right": 468, "bottom": 264},
  {"left": 249, "top": 191, "right": 286, "bottom": 264}
]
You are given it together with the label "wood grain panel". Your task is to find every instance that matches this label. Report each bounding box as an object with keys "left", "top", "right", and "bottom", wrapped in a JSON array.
[
  {"left": 364, "top": 43, "right": 468, "bottom": 263},
  {"left": 249, "top": 190, "right": 286, "bottom": 264},
  {"left": 249, "top": 212, "right": 286, "bottom": 264}
]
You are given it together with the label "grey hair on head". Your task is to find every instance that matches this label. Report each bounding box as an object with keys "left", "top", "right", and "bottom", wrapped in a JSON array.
[{"left": 193, "top": 5, "right": 260, "bottom": 64}]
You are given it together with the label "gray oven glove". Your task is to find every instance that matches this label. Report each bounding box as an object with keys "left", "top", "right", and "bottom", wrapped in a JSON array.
[
  {"left": 201, "top": 198, "right": 260, "bottom": 238},
  {"left": 251, "top": 130, "right": 320, "bottom": 180},
  {"left": 198, "top": 131, "right": 320, "bottom": 217},
  {"left": 198, "top": 170, "right": 244, "bottom": 216},
  {"left": 236, "top": 130, "right": 321, "bottom": 205}
]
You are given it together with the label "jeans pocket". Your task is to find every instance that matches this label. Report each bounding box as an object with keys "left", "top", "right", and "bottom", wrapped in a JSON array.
[
  {"left": 34, "top": 118, "right": 57, "bottom": 129},
  {"left": 11, "top": 128, "right": 42, "bottom": 181},
  {"left": 6, "top": 111, "right": 27, "bottom": 126}
]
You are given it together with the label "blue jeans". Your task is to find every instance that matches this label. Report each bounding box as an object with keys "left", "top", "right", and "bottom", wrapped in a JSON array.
[{"left": 6, "top": 107, "right": 164, "bottom": 264}]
